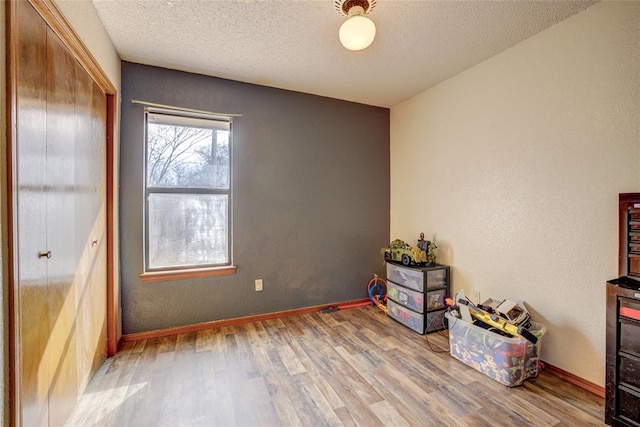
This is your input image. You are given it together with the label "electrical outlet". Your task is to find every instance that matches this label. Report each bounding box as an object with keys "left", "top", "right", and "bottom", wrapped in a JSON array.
[
  {"left": 472, "top": 289, "right": 481, "bottom": 304},
  {"left": 255, "top": 279, "right": 263, "bottom": 291}
]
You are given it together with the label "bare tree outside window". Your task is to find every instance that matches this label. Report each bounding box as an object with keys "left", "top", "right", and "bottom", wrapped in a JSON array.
[{"left": 145, "top": 112, "right": 231, "bottom": 270}]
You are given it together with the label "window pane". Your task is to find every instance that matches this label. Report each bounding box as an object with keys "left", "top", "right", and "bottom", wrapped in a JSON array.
[
  {"left": 148, "top": 193, "right": 228, "bottom": 269},
  {"left": 147, "top": 122, "right": 229, "bottom": 189}
]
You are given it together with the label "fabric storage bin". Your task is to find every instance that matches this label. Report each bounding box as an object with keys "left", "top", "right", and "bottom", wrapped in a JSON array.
[
  {"left": 445, "top": 312, "right": 546, "bottom": 386},
  {"left": 387, "top": 280, "right": 424, "bottom": 313}
]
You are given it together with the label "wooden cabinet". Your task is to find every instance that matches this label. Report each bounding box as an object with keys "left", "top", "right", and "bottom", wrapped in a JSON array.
[
  {"left": 606, "top": 194, "right": 640, "bottom": 426},
  {"left": 606, "top": 279, "right": 640, "bottom": 426},
  {"left": 386, "top": 262, "right": 450, "bottom": 334}
]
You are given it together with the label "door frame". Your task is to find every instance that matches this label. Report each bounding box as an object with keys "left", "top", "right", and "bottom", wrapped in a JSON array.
[{"left": 5, "top": 0, "right": 119, "bottom": 424}]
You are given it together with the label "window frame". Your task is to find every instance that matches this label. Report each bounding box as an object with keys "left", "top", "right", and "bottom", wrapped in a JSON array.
[{"left": 141, "top": 108, "right": 235, "bottom": 280}]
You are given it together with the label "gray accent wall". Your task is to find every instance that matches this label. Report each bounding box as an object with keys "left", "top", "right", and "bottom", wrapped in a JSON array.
[{"left": 120, "top": 62, "right": 390, "bottom": 334}]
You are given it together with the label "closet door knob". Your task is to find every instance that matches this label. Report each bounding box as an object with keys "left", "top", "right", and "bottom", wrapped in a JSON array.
[
  {"left": 92, "top": 240, "right": 98, "bottom": 247},
  {"left": 38, "top": 251, "right": 52, "bottom": 259}
]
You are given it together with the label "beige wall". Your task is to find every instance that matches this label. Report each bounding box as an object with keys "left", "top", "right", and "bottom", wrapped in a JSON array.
[
  {"left": 390, "top": 1, "right": 640, "bottom": 387},
  {"left": 55, "top": 0, "right": 121, "bottom": 90},
  {"left": 0, "top": 2, "right": 121, "bottom": 424}
]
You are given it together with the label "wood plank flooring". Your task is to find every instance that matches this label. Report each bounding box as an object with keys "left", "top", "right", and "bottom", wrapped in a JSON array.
[{"left": 65, "top": 306, "right": 604, "bottom": 426}]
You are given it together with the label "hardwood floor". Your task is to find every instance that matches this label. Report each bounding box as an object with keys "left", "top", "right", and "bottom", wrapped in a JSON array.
[{"left": 66, "top": 306, "right": 604, "bottom": 426}]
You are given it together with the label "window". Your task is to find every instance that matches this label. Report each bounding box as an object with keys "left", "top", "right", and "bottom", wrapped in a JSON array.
[{"left": 144, "top": 111, "right": 232, "bottom": 274}]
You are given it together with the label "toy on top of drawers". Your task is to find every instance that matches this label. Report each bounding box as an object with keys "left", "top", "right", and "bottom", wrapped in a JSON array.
[{"left": 381, "top": 233, "right": 438, "bottom": 267}]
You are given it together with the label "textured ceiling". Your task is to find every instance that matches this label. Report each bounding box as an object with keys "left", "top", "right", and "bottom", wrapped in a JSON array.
[{"left": 89, "top": 0, "right": 598, "bottom": 107}]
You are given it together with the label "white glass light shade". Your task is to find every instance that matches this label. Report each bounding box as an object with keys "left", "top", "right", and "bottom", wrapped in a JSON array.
[{"left": 339, "top": 14, "right": 376, "bottom": 51}]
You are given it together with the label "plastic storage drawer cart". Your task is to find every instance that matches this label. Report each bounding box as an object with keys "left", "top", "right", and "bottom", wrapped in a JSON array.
[
  {"left": 445, "top": 312, "right": 546, "bottom": 386},
  {"left": 386, "top": 262, "right": 450, "bottom": 334}
]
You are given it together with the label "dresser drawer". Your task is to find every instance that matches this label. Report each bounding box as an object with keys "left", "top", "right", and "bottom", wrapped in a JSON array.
[
  {"left": 620, "top": 354, "right": 640, "bottom": 390},
  {"left": 387, "top": 281, "right": 424, "bottom": 313},
  {"left": 621, "top": 298, "right": 640, "bottom": 321},
  {"left": 620, "top": 319, "right": 640, "bottom": 356},
  {"left": 387, "top": 263, "right": 424, "bottom": 292},
  {"left": 618, "top": 386, "right": 640, "bottom": 426}
]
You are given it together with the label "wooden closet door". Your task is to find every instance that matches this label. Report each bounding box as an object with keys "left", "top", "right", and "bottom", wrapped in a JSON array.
[
  {"left": 14, "top": 2, "right": 109, "bottom": 425},
  {"left": 75, "top": 65, "right": 108, "bottom": 393},
  {"left": 45, "top": 24, "right": 80, "bottom": 427},
  {"left": 16, "top": 2, "right": 50, "bottom": 426}
]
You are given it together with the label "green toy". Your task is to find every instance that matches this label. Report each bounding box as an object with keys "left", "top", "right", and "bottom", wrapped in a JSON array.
[
  {"left": 426, "top": 240, "right": 437, "bottom": 266},
  {"left": 381, "top": 238, "right": 427, "bottom": 266}
]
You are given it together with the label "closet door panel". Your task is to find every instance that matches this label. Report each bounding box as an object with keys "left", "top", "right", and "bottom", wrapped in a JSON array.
[
  {"left": 74, "top": 63, "right": 92, "bottom": 261},
  {"left": 16, "top": 2, "right": 50, "bottom": 426},
  {"left": 75, "top": 66, "right": 108, "bottom": 391},
  {"left": 87, "top": 78, "right": 107, "bottom": 372},
  {"left": 86, "top": 79, "right": 107, "bottom": 374},
  {"left": 90, "top": 78, "right": 108, "bottom": 372},
  {"left": 73, "top": 61, "right": 93, "bottom": 391},
  {"left": 45, "top": 26, "right": 79, "bottom": 427}
]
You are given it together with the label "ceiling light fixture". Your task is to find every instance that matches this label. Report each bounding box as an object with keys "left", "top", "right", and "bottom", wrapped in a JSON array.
[{"left": 335, "top": 0, "right": 377, "bottom": 51}]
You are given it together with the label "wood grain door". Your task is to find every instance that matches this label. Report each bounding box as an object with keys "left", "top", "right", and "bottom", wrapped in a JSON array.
[
  {"left": 13, "top": 1, "right": 108, "bottom": 425},
  {"left": 16, "top": 2, "right": 50, "bottom": 425},
  {"left": 75, "top": 65, "right": 108, "bottom": 394},
  {"left": 45, "top": 22, "right": 80, "bottom": 427}
]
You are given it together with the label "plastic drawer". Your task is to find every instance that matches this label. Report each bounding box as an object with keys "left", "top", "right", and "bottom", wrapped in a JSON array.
[
  {"left": 388, "top": 300, "right": 424, "bottom": 333},
  {"left": 387, "top": 300, "right": 446, "bottom": 334},
  {"left": 426, "top": 288, "right": 447, "bottom": 310},
  {"left": 446, "top": 312, "right": 546, "bottom": 387},
  {"left": 426, "top": 269, "right": 447, "bottom": 288},
  {"left": 426, "top": 310, "right": 447, "bottom": 332},
  {"left": 387, "top": 263, "right": 424, "bottom": 292},
  {"left": 387, "top": 281, "right": 424, "bottom": 313}
]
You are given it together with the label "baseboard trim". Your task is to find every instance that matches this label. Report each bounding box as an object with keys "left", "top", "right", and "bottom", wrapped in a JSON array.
[
  {"left": 543, "top": 361, "right": 605, "bottom": 398},
  {"left": 121, "top": 298, "right": 371, "bottom": 344}
]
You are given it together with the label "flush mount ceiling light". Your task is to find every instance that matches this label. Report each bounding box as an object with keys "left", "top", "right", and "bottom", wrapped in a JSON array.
[{"left": 335, "top": 0, "right": 377, "bottom": 51}]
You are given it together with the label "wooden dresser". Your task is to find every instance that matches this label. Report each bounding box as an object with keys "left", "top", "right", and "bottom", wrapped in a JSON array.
[
  {"left": 606, "top": 193, "right": 640, "bottom": 426},
  {"left": 606, "top": 278, "right": 640, "bottom": 426}
]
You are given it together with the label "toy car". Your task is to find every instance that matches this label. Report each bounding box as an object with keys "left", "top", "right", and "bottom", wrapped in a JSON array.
[{"left": 382, "top": 239, "right": 427, "bottom": 266}]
